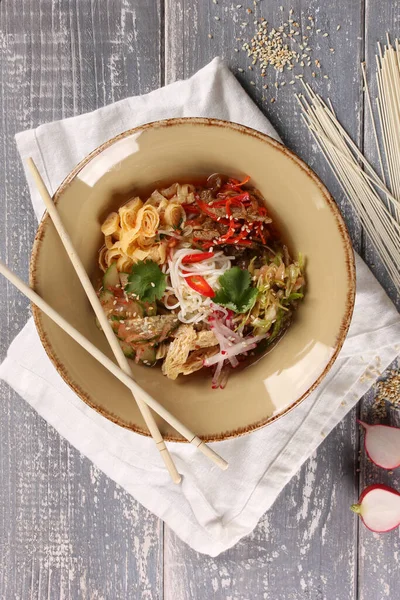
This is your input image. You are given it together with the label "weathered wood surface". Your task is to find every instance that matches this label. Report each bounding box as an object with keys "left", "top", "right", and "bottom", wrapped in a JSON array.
[{"left": 0, "top": 1, "right": 399, "bottom": 599}]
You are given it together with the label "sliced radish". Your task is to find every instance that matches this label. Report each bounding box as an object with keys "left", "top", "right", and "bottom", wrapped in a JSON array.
[
  {"left": 351, "top": 484, "right": 400, "bottom": 532},
  {"left": 358, "top": 420, "right": 400, "bottom": 470}
]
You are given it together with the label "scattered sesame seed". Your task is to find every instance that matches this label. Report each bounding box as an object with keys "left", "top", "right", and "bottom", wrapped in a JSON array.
[
  {"left": 323, "top": 75, "right": 329, "bottom": 79},
  {"left": 289, "top": 8, "right": 294, "bottom": 15},
  {"left": 236, "top": 4, "right": 242, "bottom": 8},
  {"left": 306, "top": 26, "right": 311, "bottom": 30},
  {"left": 250, "top": 80, "right": 256, "bottom": 85},
  {"left": 323, "top": 32, "right": 329, "bottom": 37},
  {"left": 270, "top": 97, "right": 276, "bottom": 103},
  {"left": 150, "top": 282, "right": 156, "bottom": 288},
  {"left": 279, "top": 5, "right": 283, "bottom": 10},
  {"left": 336, "top": 25, "right": 341, "bottom": 30},
  {"left": 312, "top": 71, "right": 316, "bottom": 77},
  {"left": 234, "top": 48, "right": 239, "bottom": 52},
  {"left": 289, "top": 80, "right": 295, "bottom": 84},
  {"left": 212, "top": 0, "right": 217, "bottom": 4},
  {"left": 274, "top": 82, "right": 279, "bottom": 88},
  {"left": 330, "top": 48, "right": 335, "bottom": 53},
  {"left": 238, "top": 67, "right": 244, "bottom": 72},
  {"left": 263, "top": 84, "right": 268, "bottom": 89},
  {"left": 208, "top": 33, "right": 213, "bottom": 39},
  {"left": 214, "top": 16, "right": 220, "bottom": 21},
  {"left": 316, "top": 28, "right": 321, "bottom": 33}
]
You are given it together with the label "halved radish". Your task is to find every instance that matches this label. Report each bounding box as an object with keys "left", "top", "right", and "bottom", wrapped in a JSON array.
[
  {"left": 351, "top": 485, "right": 400, "bottom": 532},
  {"left": 358, "top": 420, "right": 400, "bottom": 470}
]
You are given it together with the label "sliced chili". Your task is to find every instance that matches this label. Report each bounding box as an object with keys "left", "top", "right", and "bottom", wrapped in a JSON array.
[
  {"left": 183, "top": 272, "right": 215, "bottom": 297},
  {"left": 182, "top": 252, "right": 215, "bottom": 264},
  {"left": 182, "top": 203, "right": 200, "bottom": 213}
]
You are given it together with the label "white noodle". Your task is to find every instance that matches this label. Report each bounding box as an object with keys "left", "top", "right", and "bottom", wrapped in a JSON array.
[
  {"left": 297, "top": 45, "right": 400, "bottom": 294},
  {"left": 166, "top": 249, "right": 232, "bottom": 323}
]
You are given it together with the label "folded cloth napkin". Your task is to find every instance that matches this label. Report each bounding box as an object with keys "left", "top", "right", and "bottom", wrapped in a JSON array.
[{"left": 1, "top": 58, "right": 399, "bottom": 557}]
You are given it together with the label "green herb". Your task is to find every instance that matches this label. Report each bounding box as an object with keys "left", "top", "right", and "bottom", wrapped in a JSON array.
[
  {"left": 125, "top": 260, "right": 166, "bottom": 303},
  {"left": 284, "top": 292, "right": 304, "bottom": 303},
  {"left": 214, "top": 267, "right": 258, "bottom": 313}
]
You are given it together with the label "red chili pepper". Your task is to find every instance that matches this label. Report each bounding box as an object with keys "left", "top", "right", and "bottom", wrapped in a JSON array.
[
  {"left": 223, "top": 175, "right": 251, "bottom": 192},
  {"left": 234, "top": 175, "right": 251, "bottom": 186},
  {"left": 196, "top": 198, "right": 219, "bottom": 220},
  {"left": 182, "top": 252, "right": 215, "bottom": 264},
  {"left": 257, "top": 224, "right": 266, "bottom": 244},
  {"left": 183, "top": 273, "right": 215, "bottom": 297},
  {"left": 182, "top": 203, "right": 200, "bottom": 213}
]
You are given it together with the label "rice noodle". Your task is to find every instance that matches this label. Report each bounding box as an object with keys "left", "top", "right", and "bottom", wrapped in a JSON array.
[
  {"left": 166, "top": 249, "right": 233, "bottom": 323},
  {"left": 297, "top": 47, "right": 400, "bottom": 294}
]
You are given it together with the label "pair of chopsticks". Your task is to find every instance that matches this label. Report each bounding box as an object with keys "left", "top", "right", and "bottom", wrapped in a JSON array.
[{"left": 0, "top": 159, "right": 228, "bottom": 484}]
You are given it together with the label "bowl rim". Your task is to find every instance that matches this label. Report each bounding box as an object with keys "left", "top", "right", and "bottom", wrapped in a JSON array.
[{"left": 30, "top": 116, "right": 356, "bottom": 442}]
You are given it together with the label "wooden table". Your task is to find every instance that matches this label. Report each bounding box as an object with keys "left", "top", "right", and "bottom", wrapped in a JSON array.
[{"left": 1, "top": 1, "right": 399, "bottom": 598}]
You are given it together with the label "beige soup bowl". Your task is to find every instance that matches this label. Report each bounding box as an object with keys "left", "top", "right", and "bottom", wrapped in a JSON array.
[{"left": 30, "top": 118, "right": 355, "bottom": 442}]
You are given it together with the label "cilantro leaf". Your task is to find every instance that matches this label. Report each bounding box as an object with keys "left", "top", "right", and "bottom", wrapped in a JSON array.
[
  {"left": 125, "top": 260, "right": 166, "bottom": 303},
  {"left": 214, "top": 267, "right": 258, "bottom": 313}
]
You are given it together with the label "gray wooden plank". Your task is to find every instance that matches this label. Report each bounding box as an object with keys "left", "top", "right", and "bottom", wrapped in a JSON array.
[
  {"left": 358, "top": 4, "right": 400, "bottom": 598},
  {"left": 165, "top": 415, "right": 358, "bottom": 600},
  {"left": 357, "top": 360, "right": 400, "bottom": 600},
  {"left": 0, "top": 1, "right": 164, "bottom": 598},
  {"left": 164, "top": 1, "right": 363, "bottom": 597}
]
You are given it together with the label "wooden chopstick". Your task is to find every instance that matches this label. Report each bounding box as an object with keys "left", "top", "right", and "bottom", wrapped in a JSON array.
[
  {"left": 27, "top": 159, "right": 182, "bottom": 485},
  {"left": 0, "top": 259, "right": 228, "bottom": 471}
]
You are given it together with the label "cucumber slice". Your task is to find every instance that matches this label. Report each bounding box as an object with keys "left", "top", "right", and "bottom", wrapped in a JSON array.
[
  {"left": 119, "top": 341, "right": 135, "bottom": 359},
  {"left": 136, "top": 345, "right": 157, "bottom": 366},
  {"left": 99, "top": 290, "right": 114, "bottom": 304},
  {"left": 142, "top": 301, "right": 157, "bottom": 316},
  {"left": 99, "top": 290, "right": 115, "bottom": 313},
  {"left": 103, "top": 263, "right": 119, "bottom": 289}
]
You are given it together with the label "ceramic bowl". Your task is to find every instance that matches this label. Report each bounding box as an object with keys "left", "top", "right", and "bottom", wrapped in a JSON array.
[{"left": 30, "top": 118, "right": 355, "bottom": 442}]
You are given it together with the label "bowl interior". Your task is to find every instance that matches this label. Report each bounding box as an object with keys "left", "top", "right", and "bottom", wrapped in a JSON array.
[{"left": 30, "top": 119, "right": 355, "bottom": 441}]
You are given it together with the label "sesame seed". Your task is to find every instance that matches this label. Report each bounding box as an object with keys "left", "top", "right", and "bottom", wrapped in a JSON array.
[
  {"left": 323, "top": 75, "right": 329, "bottom": 79},
  {"left": 208, "top": 33, "right": 213, "bottom": 39},
  {"left": 323, "top": 32, "right": 329, "bottom": 37},
  {"left": 214, "top": 16, "right": 220, "bottom": 21},
  {"left": 336, "top": 25, "right": 341, "bottom": 30},
  {"left": 238, "top": 67, "right": 244, "bottom": 72},
  {"left": 150, "top": 282, "right": 156, "bottom": 288},
  {"left": 250, "top": 80, "right": 256, "bottom": 85},
  {"left": 236, "top": 4, "right": 242, "bottom": 8},
  {"left": 316, "top": 28, "right": 321, "bottom": 33}
]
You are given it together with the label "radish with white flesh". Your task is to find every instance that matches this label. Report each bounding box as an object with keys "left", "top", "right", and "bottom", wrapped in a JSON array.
[
  {"left": 358, "top": 420, "right": 400, "bottom": 470},
  {"left": 351, "top": 485, "right": 400, "bottom": 532}
]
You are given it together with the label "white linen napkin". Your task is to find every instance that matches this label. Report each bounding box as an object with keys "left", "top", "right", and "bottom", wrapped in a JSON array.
[{"left": 1, "top": 57, "right": 399, "bottom": 557}]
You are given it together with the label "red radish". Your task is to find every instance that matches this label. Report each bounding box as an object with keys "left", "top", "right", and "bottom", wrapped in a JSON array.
[
  {"left": 358, "top": 420, "right": 400, "bottom": 470},
  {"left": 351, "top": 484, "right": 400, "bottom": 532}
]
